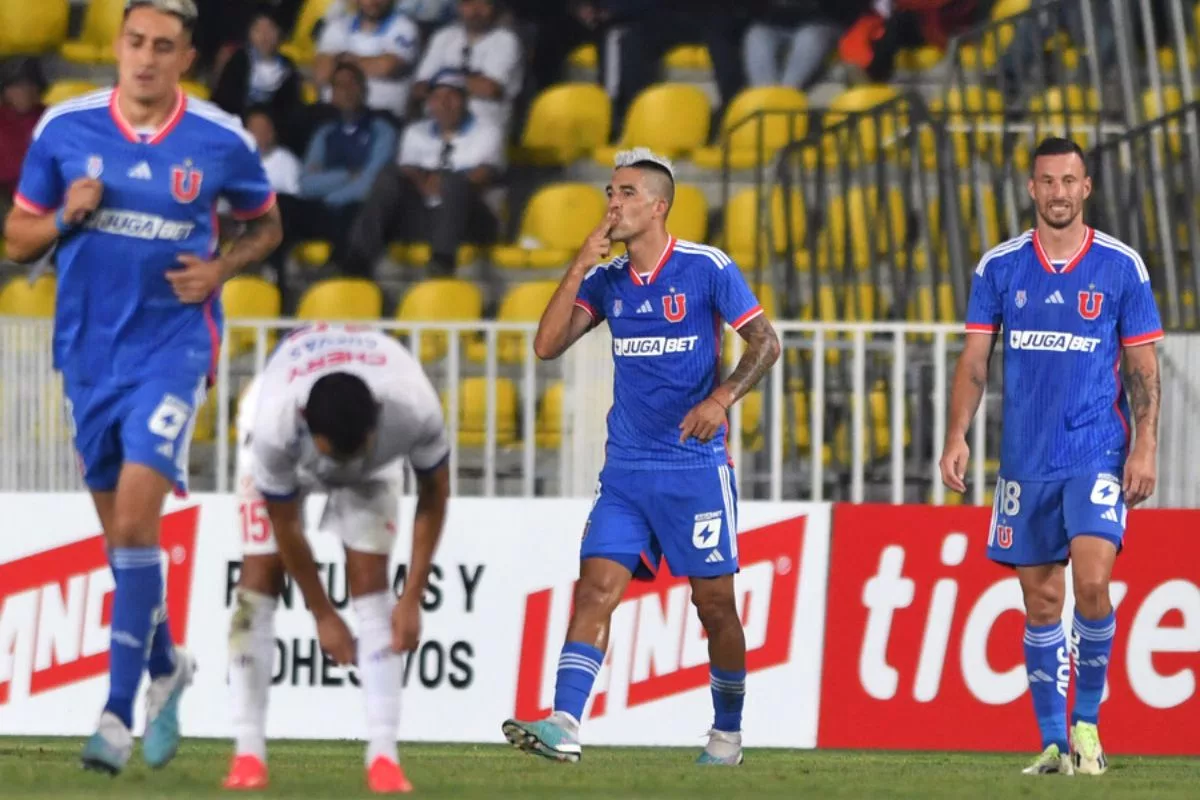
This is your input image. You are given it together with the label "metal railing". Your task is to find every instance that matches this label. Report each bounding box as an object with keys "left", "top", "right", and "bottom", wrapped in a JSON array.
[{"left": 4, "top": 316, "right": 1197, "bottom": 507}]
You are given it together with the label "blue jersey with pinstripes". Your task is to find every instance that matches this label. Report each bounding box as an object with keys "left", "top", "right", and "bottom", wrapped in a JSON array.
[
  {"left": 965, "top": 227, "right": 1164, "bottom": 481},
  {"left": 574, "top": 237, "right": 764, "bottom": 470}
]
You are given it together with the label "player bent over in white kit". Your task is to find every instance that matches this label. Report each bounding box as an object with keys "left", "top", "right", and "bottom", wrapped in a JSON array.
[{"left": 223, "top": 324, "right": 451, "bottom": 794}]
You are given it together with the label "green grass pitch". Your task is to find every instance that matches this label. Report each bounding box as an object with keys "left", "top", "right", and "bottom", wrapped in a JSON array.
[{"left": 0, "top": 738, "right": 1196, "bottom": 798}]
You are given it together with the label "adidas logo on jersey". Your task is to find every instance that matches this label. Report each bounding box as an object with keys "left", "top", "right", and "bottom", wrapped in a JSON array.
[
  {"left": 127, "top": 161, "right": 153, "bottom": 180},
  {"left": 636, "top": 300, "right": 653, "bottom": 314},
  {"left": 704, "top": 550, "right": 725, "bottom": 564},
  {"left": 1045, "top": 291, "right": 1065, "bottom": 304}
]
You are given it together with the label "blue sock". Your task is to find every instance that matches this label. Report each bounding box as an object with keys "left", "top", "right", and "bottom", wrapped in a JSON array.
[
  {"left": 710, "top": 666, "right": 746, "bottom": 733},
  {"left": 1023, "top": 622, "right": 1069, "bottom": 751},
  {"left": 552, "top": 641, "right": 603, "bottom": 724},
  {"left": 104, "top": 548, "right": 164, "bottom": 729},
  {"left": 108, "top": 547, "right": 174, "bottom": 679},
  {"left": 1071, "top": 609, "right": 1116, "bottom": 725}
]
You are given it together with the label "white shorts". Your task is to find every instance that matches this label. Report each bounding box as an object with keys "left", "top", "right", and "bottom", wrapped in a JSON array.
[{"left": 236, "top": 377, "right": 402, "bottom": 557}]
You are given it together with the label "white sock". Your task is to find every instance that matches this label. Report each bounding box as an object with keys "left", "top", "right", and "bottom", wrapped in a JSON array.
[
  {"left": 228, "top": 589, "right": 277, "bottom": 761},
  {"left": 353, "top": 591, "right": 402, "bottom": 767}
]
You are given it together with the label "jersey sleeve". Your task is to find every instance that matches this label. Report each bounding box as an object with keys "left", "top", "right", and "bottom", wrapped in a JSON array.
[
  {"left": 965, "top": 260, "right": 1003, "bottom": 334},
  {"left": 250, "top": 427, "right": 300, "bottom": 501},
  {"left": 574, "top": 264, "right": 607, "bottom": 323},
  {"left": 13, "top": 120, "right": 63, "bottom": 215},
  {"left": 712, "top": 254, "right": 764, "bottom": 331},
  {"left": 1118, "top": 252, "right": 1165, "bottom": 347},
  {"left": 222, "top": 134, "right": 276, "bottom": 221},
  {"left": 410, "top": 410, "right": 451, "bottom": 475}
]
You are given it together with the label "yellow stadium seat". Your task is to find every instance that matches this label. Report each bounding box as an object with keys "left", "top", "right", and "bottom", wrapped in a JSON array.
[
  {"left": 1159, "top": 45, "right": 1197, "bottom": 75},
  {"left": 391, "top": 243, "right": 480, "bottom": 267},
  {"left": 991, "top": 0, "right": 1032, "bottom": 19},
  {"left": 280, "top": 0, "right": 337, "bottom": 65},
  {"left": 791, "top": 392, "right": 833, "bottom": 466},
  {"left": 663, "top": 45, "right": 712, "bottom": 71},
  {"left": 59, "top": 0, "right": 122, "bottom": 63},
  {"left": 668, "top": 184, "right": 708, "bottom": 243},
  {"left": 0, "top": 1, "right": 69, "bottom": 56},
  {"left": 823, "top": 85, "right": 902, "bottom": 163},
  {"left": 181, "top": 80, "right": 210, "bottom": 100},
  {"left": 222, "top": 276, "right": 280, "bottom": 357},
  {"left": 446, "top": 377, "right": 519, "bottom": 447},
  {"left": 693, "top": 87, "right": 808, "bottom": 170},
  {"left": 492, "top": 184, "right": 608, "bottom": 269},
  {"left": 536, "top": 381, "right": 564, "bottom": 449},
  {"left": 739, "top": 390, "right": 764, "bottom": 451},
  {"left": 395, "top": 279, "right": 483, "bottom": 363},
  {"left": 724, "top": 186, "right": 805, "bottom": 269},
  {"left": 568, "top": 44, "right": 597, "bottom": 69},
  {"left": 819, "top": 186, "right": 907, "bottom": 271},
  {"left": 896, "top": 45, "right": 945, "bottom": 72},
  {"left": 301, "top": 81, "right": 319, "bottom": 105},
  {"left": 296, "top": 278, "right": 383, "bottom": 321},
  {"left": 470, "top": 280, "right": 557, "bottom": 365},
  {"left": 293, "top": 241, "right": 332, "bottom": 267},
  {"left": 1030, "top": 85, "right": 1100, "bottom": 114},
  {"left": 42, "top": 80, "right": 102, "bottom": 106},
  {"left": 0, "top": 274, "right": 56, "bottom": 317},
  {"left": 937, "top": 281, "right": 957, "bottom": 322},
  {"left": 515, "top": 83, "right": 611, "bottom": 166},
  {"left": 593, "top": 83, "right": 711, "bottom": 165}
]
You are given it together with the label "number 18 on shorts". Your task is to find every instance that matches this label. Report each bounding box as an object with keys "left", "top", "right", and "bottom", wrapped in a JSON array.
[{"left": 986, "top": 472, "right": 1128, "bottom": 566}]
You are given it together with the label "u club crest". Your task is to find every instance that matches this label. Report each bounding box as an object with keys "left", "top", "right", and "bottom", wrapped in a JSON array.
[
  {"left": 170, "top": 160, "right": 203, "bottom": 203},
  {"left": 1014, "top": 289, "right": 1026, "bottom": 308}
]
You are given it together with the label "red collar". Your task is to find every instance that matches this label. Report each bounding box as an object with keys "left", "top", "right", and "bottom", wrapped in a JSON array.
[
  {"left": 629, "top": 236, "right": 676, "bottom": 286},
  {"left": 109, "top": 88, "right": 187, "bottom": 145},
  {"left": 1032, "top": 226, "right": 1093, "bottom": 274}
]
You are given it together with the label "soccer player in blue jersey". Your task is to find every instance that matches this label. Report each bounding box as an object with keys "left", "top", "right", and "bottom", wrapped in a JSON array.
[
  {"left": 502, "top": 148, "right": 780, "bottom": 765},
  {"left": 940, "top": 137, "right": 1162, "bottom": 776},
  {"left": 2, "top": 0, "right": 282, "bottom": 775}
]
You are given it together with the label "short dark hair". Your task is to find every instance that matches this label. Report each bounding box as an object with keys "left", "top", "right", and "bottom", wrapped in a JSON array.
[
  {"left": 1032, "top": 136, "right": 1088, "bottom": 175},
  {"left": 331, "top": 60, "right": 368, "bottom": 92},
  {"left": 304, "top": 372, "right": 380, "bottom": 456},
  {"left": 630, "top": 160, "right": 675, "bottom": 207}
]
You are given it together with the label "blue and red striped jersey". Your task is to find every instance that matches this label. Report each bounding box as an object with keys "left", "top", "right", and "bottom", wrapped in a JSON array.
[
  {"left": 15, "top": 88, "right": 275, "bottom": 384},
  {"left": 575, "top": 237, "right": 763, "bottom": 470},
  {"left": 965, "top": 227, "right": 1163, "bottom": 480}
]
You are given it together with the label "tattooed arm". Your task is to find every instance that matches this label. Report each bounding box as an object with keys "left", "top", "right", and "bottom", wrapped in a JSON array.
[
  {"left": 1122, "top": 342, "right": 1161, "bottom": 506},
  {"left": 678, "top": 315, "right": 780, "bottom": 444},
  {"left": 165, "top": 205, "right": 284, "bottom": 303},
  {"left": 939, "top": 332, "right": 998, "bottom": 492},
  {"left": 711, "top": 315, "right": 782, "bottom": 409}
]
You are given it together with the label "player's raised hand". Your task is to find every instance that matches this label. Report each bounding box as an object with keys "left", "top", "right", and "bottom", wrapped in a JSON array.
[
  {"left": 390, "top": 593, "right": 422, "bottom": 653},
  {"left": 572, "top": 210, "right": 618, "bottom": 269},
  {"left": 679, "top": 396, "right": 728, "bottom": 445},
  {"left": 167, "top": 253, "right": 224, "bottom": 303},
  {"left": 316, "top": 611, "right": 357, "bottom": 665},
  {"left": 1123, "top": 445, "right": 1156, "bottom": 507},
  {"left": 939, "top": 435, "right": 969, "bottom": 493},
  {"left": 63, "top": 178, "right": 103, "bottom": 225}
]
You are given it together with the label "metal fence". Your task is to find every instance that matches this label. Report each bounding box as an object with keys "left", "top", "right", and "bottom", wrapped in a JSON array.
[{"left": 3, "top": 316, "right": 1196, "bottom": 507}]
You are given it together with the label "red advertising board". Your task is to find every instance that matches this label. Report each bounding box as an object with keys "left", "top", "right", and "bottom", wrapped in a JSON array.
[{"left": 818, "top": 504, "right": 1200, "bottom": 755}]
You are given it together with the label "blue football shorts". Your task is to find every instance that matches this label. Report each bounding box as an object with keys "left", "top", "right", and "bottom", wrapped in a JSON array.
[
  {"left": 579, "top": 463, "right": 740, "bottom": 579},
  {"left": 64, "top": 374, "right": 208, "bottom": 495},
  {"left": 985, "top": 470, "right": 1128, "bottom": 566}
]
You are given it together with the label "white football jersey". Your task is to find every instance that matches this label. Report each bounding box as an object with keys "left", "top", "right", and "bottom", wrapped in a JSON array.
[{"left": 248, "top": 324, "right": 449, "bottom": 499}]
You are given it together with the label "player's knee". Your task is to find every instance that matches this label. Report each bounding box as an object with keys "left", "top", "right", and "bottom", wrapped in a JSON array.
[
  {"left": 108, "top": 512, "right": 157, "bottom": 548},
  {"left": 572, "top": 578, "right": 623, "bottom": 619},
  {"left": 1072, "top": 575, "right": 1111, "bottom": 617},
  {"left": 692, "top": 591, "right": 738, "bottom": 634}
]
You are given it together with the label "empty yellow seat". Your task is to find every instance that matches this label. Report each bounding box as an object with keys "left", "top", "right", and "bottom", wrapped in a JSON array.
[
  {"left": 447, "top": 377, "right": 519, "bottom": 447},
  {"left": 395, "top": 278, "right": 483, "bottom": 363},
  {"left": 470, "top": 280, "right": 557, "bottom": 364},
  {"left": 663, "top": 44, "right": 712, "bottom": 71},
  {"left": 693, "top": 87, "right": 808, "bottom": 170},
  {"left": 819, "top": 186, "right": 907, "bottom": 271},
  {"left": 536, "top": 381, "right": 564, "bottom": 449},
  {"left": 279, "top": 0, "right": 337, "bottom": 65},
  {"left": 492, "top": 184, "right": 608, "bottom": 270},
  {"left": 823, "top": 85, "right": 902, "bottom": 163},
  {"left": 42, "top": 80, "right": 102, "bottom": 106},
  {"left": 0, "top": 274, "right": 56, "bottom": 317},
  {"left": 293, "top": 241, "right": 332, "bottom": 267},
  {"left": 593, "top": 83, "right": 711, "bottom": 165},
  {"left": 391, "top": 243, "right": 480, "bottom": 267},
  {"left": 724, "top": 186, "right": 805, "bottom": 269},
  {"left": 222, "top": 276, "right": 281, "bottom": 356},
  {"left": 0, "top": 1, "right": 69, "bottom": 56},
  {"left": 181, "top": 80, "right": 210, "bottom": 100},
  {"left": 739, "top": 390, "right": 764, "bottom": 451},
  {"left": 568, "top": 44, "right": 597, "bottom": 69},
  {"left": 668, "top": 184, "right": 709, "bottom": 243},
  {"left": 296, "top": 278, "right": 383, "bottom": 321},
  {"left": 59, "top": 0, "right": 121, "bottom": 63},
  {"left": 516, "top": 83, "right": 611, "bottom": 166}
]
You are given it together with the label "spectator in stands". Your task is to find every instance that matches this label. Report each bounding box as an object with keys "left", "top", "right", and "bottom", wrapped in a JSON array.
[
  {"left": 999, "top": 0, "right": 1124, "bottom": 104},
  {"left": 314, "top": 0, "right": 420, "bottom": 120},
  {"left": 247, "top": 105, "right": 303, "bottom": 198},
  {"left": 839, "top": 0, "right": 982, "bottom": 82},
  {"left": 212, "top": 9, "right": 303, "bottom": 130},
  {"left": 344, "top": 69, "right": 502, "bottom": 277},
  {"left": 283, "top": 62, "right": 398, "bottom": 269},
  {"left": 0, "top": 58, "right": 46, "bottom": 209},
  {"left": 744, "top": 1, "right": 845, "bottom": 89},
  {"left": 397, "top": 0, "right": 458, "bottom": 39},
  {"left": 412, "top": 0, "right": 524, "bottom": 132}
]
